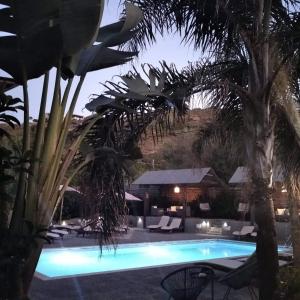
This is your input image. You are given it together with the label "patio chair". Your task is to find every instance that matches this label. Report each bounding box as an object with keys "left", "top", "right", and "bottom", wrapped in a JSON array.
[
  {"left": 197, "top": 254, "right": 289, "bottom": 273},
  {"left": 75, "top": 219, "right": 98, "bottom": 236},
  {"left": 147, "top": 215, "right": 170, "bottom": 231},
  {"left": 161, "top": 265, "right": 215, "bottom": 300},
  {"left": 219, "top": 259, "right": 258, "bottom": 300},
  {"left": 160, "top": 218, "right": 182, "bottom": 232},
  {"left": 232, "top": 225, "right": 254, "bottom": 239}
]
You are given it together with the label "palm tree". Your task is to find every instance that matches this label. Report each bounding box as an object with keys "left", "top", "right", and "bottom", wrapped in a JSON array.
[
  {"left": 72, "top": 62, "right": 196, "bottom": 245},
  {"left": 126, "top": 1, "right": 300, "bottom": 298}
]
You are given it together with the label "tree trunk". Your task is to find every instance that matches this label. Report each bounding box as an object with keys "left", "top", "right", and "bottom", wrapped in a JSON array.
[
  {"left": 287, "top": 180, "right": 300, "bottom": 267},
  {"left": 22, "top": 240, "right": 44, "bottom": 296},
  {"left": 0, "top": 258, "right": 27, "bottom": 300},
  {"left": 245, "top": 103, "right": 279, "bottom": 299},
  {"left": 253, "top": 176, "right": 278, "bottom": 299}
]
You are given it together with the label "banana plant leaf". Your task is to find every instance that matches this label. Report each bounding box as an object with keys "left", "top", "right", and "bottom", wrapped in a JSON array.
[
  {"left": 121, "top": 2, "right": 143, "bottom": 33},
  {"left": 99, "top": 28, "right": 139, "bottom": 48},
  {"left": 0, "top": 1, "right": 12, "bottom": 5},
  {"left": 62, "top": 2, "right": 142, "bottom": 78},
  {"left": 121, "top": 75, "right": 149, "bottom": 94},
  {"left": 97, "top": 21, "right": 125, "bottom": 42},
  {"left": 0, "top": 29, "right": 62, "bottom": 82},
  {"left": 0, "top": 0, "right": 104, "bottom": 82},
  {"left": 104, "top": 90, "right": 148, "bottom": 101},
  {"left": 119, "top": 71, "right": 167, "bottom": 97},
  {"left": 76, "top": 46, "right": 138, "bottom": 76},
  {"left": 96, "top": 2, "right": 143, "bottom": 44},
  {"left": 85, "top": 94, "right": 134, "bottom": 113},
  {"left": 85, "top": 95, "right": 115, "bottom": 111},
  {"left": 60, "top": 0, "right": 104, "bottom": 55}
]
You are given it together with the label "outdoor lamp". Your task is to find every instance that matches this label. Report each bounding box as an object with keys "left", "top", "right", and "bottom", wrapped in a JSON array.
[
  {"left": 174, "top": 186, "right": 180, "bottom": 193},
  {"left": 137, "top": 217, "right": 143, "bottom": 228},
  {"left": 223, "top": 222, "right": 228, "bottom": 228},
  {"left": 62, "top": 221, "right": 66, "bottom": 226}
]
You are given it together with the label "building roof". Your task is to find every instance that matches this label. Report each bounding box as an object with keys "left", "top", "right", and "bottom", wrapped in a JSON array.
[
  {"left": 125, "top": 192, "right": 142, "bottom": 201},
  {"left": 229, "top": 166, "right": 283, "bottom": 184},
  {"left": 132, "top": 168, "right": 217, "bottom": 185}
]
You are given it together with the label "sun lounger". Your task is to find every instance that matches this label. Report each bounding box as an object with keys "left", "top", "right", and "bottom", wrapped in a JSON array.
[
  {"left": 46, "top": 232, "right": 61, "bottom": 241},
  {"left": 75, "top": 219, "right": 98, "bottom": 236},
  {"left": 79, "top": 225, "right": 102, "bottom": 237},
  {"left": 197, "top": 255, "right": 290, "bottom": 273},
  {"left": 114, "top": 225, "right": 129, "bottom": 234},
  {"left": 50, "top": 229, "right": 69, "bottom": 238},
  {"left": 52, "top": 224, "right": 79, "bottom": 231},
  {"left": 232, "top": 225, "right": 255, "bottom": 238},
  {"left": 147, "top": 215, "right": 170, "bottom": 230},
  {"left": 199, "top": 203, "right": 210, "bottom": 211},
  {"left": 160, "top": 218, "right": 182, "bottom": 232}
]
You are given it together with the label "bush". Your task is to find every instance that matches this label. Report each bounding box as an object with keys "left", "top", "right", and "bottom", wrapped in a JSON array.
[
  {"left": 210, "top": 190, "right": 237, "bottom": 219},
  {"left": 275, "top": 266, "right": 300, "bottom": 300}
]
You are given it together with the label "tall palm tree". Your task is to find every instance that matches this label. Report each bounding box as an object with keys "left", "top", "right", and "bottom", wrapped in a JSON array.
[{"left": 126, "top": 1, "right": 300, "bottom": 298}]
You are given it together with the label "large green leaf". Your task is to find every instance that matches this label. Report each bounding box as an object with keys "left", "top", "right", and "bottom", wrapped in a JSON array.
[
  {"left": 0, "top": 27, "right": 62, "bottom": 82},
  {"left": 0, "top": 1, "right": 62, "bottom": 81},
  {"left": 85, "top": 95, "right": 115, "bottom": 112},
  {"left": 96, "top": 21, "right": 125, "bottom": 43},
  {"left": 121, "top": 2, "right": 143, "bottom": 32},
  {"left": 76, "top": 45, "right": 138, "bottom": 75},
  {"left": 96, "top": 3, "right": 142, "bottom": 47},
  {"left": 60, "top": 0, "right": 104, "bottom": 56},
  {"left": 0, "top": 8, "right": 16, "bottom": 34},
  {"left": 0, "top": 0, "right": 105, "bottom": 82}
]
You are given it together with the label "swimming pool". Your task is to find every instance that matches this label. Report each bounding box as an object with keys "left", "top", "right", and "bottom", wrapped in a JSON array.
[{"left": 35, "top": 239, "right": 286, "bottom": 280}]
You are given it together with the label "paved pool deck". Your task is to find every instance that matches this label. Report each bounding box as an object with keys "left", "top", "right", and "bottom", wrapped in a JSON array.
[{"left": 29, "top": 229, "right": 255, "bottom": 300}]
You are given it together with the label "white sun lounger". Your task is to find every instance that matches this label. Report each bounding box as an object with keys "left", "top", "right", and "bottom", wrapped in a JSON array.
[
  {"left": 198, "top": 257, "right": 290, "bottom": 272},
  {"left": 147, "top": 215, "right": 170, "bottom": 230},
  {"left": 46, "top": 232, "right": 60, "bottom": 240},
  {"left": 232, "top": 226, "right": 255, "bottom": 238},
  {"left": 52, "top": 224, "right": 78, "bottom": 231},
  {"left": 160, "top": 218, "right": 182, "bottom": 232},
  {"left": 50, "top": 229, "right": 69, "bottom": 238}
]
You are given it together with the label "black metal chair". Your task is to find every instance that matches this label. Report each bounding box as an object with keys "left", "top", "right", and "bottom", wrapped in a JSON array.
[
  {"left": 219, "top": 260, "right": 258, "bottom": 300},
  {"left": 161, "top": 265, "right": 215, "bottom": 300}
]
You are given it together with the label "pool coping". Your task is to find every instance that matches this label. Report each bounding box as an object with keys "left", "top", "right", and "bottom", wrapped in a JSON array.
[{"left": 35, "top": 238, "right": 291, "bottom": 281}]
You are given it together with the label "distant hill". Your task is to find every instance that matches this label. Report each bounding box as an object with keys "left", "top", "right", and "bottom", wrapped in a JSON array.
[{"left": 129, "top": 108, "right": 215, "bottom": 179}]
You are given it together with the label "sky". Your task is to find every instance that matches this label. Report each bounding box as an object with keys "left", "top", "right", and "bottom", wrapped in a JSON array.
[{"left": 4, "top": 1, "right": 203, "bottom": 121}]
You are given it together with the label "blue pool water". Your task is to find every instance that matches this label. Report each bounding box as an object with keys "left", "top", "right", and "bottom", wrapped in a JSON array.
[{"left": 35, "top": 239, "right": 285, "bottom": 280}]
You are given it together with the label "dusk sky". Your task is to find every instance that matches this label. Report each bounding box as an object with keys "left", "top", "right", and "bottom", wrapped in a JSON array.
[{"left": 5, "top": 2, "right": 202, "bottom": 120}]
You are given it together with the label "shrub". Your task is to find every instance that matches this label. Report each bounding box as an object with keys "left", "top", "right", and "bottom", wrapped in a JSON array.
[{"left": 275, "top": 266, "right": 300, "bottom": 300}]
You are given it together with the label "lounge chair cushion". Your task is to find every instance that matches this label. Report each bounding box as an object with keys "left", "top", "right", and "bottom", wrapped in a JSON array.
[
  {"left": 233, "top": 226, "right": 254, "bottom": 236},
  {"left": 161, "top": 218, "right": 182, "bottom": 231},
  {"left": 147, "top": 216, "right": 170, "bottom": 229}
]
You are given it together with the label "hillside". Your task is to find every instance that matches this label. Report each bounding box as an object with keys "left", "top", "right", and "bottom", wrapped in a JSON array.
[{"left": 130, "top": 108, "right": 216, "bottom": 179}]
